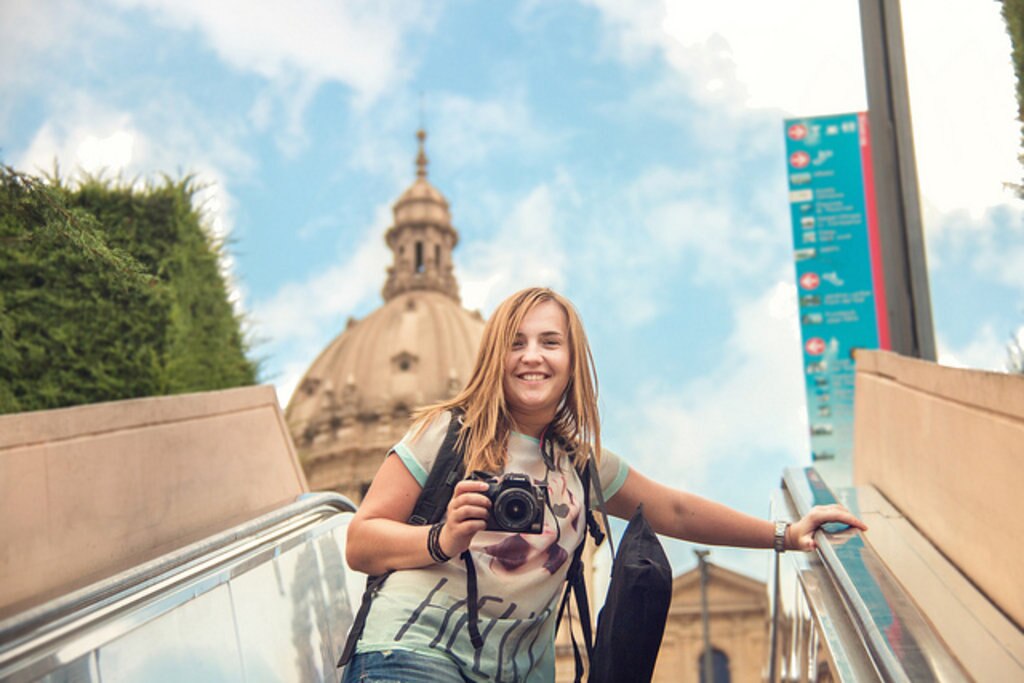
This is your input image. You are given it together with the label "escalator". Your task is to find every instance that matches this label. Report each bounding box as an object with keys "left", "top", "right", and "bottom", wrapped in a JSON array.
[
  {"left": 767, "top": 468, "right": 1023, "bottom": 682},
  {"left": 0, "top": 493, "right": 359, "bottom": 683}
]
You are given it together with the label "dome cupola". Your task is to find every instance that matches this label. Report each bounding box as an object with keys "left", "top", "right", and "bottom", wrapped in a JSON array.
[
  {"left": 382, "top": 130, "right": 460, "bottom": 302},
  {"left": 285, "top": 130, "right": 484, "bottom": 502}
]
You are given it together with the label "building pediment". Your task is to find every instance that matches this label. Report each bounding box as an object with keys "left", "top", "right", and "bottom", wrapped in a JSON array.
[{"left": 670, "top": 562, "right": 768, "bottom": 616}]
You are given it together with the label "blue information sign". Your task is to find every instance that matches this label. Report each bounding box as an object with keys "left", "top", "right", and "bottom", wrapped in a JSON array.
[{"left": 783, "top": 112, "right": 889, "bottom": 485}]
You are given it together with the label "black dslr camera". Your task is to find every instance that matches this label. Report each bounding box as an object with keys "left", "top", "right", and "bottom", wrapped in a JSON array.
[{"left": 469, "top": 471, "right": 547, "bottom": 534}]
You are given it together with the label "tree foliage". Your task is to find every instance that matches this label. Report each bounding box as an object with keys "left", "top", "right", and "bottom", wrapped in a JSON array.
[
  {"left": 1009, "top": 329, "right": 1024, "bottom": 373},
  {"left": 1000, "top": 2, "right": 1024, "bottom": 374},
  {"left": 1004, "top": 0, "right": 1024, "bottom": 196},
  {"left": 0, "top": 165, "right": 258, "bottom": 414}
]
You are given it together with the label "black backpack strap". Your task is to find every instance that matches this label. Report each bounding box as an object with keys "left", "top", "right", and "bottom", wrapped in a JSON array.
[
  {"left": 587, "top": 458, "right": 615, "bottom": 558},
  {"left": 337, "top": 572, "right": 389, "bottom": 666},
  {"left": 553, "top": 459, "right": 596, "bottom": 682},
  {"left": 409, "top": 409, "right": 467, "bottom": 525},
  {"left": 556, "top": 582, "right": 589, "bottom": 683},
  {"left": 338, "top": 409, "right": 467, "bottom": 668}
]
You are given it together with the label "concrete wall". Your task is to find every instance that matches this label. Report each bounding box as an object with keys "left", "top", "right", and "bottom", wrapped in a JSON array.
[
  {"left": 0, "top": 386, "right": 308, "bottom": 619},
  {"left": 852, "top": 350, "right": 1024, "bottom": 629}
]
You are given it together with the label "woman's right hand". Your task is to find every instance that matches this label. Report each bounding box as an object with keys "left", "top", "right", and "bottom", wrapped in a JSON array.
[{"left": 438, "top": 479, "right": 491, "bottom": 558}]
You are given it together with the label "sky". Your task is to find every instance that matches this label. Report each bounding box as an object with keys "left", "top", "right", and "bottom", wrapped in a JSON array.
[{"left": 3, "top": 0, "right": 1021, "bottom": 581}]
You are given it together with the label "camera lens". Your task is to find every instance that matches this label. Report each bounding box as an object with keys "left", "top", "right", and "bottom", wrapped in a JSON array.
[{"left": 493, "top": 489, "right": 536, "bottom": 532}]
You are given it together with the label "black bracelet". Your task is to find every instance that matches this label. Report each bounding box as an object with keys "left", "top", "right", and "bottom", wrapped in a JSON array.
[{"left": 427, "top": 522, "right": 451, "bottom": 563}]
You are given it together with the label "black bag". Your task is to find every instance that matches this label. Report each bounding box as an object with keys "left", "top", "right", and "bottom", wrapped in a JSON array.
[{"left": 587, "top": 503, "right": 672, "bottom": 683}]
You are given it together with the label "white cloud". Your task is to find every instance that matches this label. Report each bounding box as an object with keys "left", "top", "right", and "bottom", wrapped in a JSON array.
[
  {"left": 586, "top": 0, "right": 1019, "bottom": 223},
  {"left": 251, "top": 203, "right": 391, "bottom": 344},
  {"left": 927, "top": 204, "right": 1024, "bottom": 292},
  {"left": 105, "top": 0, "right": 434, "bottom": 105},
  {"left": 346, "top": 88, "right": 559, "bottom": 189},
  {"left": 901, "top": 1, "right": 1020, "bottom": 216},
  {"left": 16, "top": 89, "right": 254, "bottom": 183},
  {"left": 430, "top": 90, "right": 560, "bottom": 169},
  {"left": 631, "top": 165, "right": 782, "bottom": 285},
  {"left": 972, "top": 240, "right": 1024, "bottom": 293},
  {"left": 74, "top": 130, "right": 136, "bottom": 172},
  {"left": 458, "top": 183, "right": 570, "bottom": 314},
  {"left": 620, "top": 278, "right": 807, "bottom": 489},
  {"left": 0, "top": 0, "right": 108, "bottom": 90},
  {"left": 582, "top": 0, "right": 866, "bottom": 115},
  {"left": 575, "top": 0, "right": 667, "bottom": 65},
  {"left": 937, "top": 323, "right": 1016, "bottom": 373},
  {"left": 248, "top": 75, "right": 323, "bottom": 158},
  {"left": 17, "top": 110, "right": 143, "bottom": 180},
  {"left": 662, "top": 1, "right": 866, "bottom": 115},
  {"left": 566, "top": 158, "right": 790, "bottom": 328}
]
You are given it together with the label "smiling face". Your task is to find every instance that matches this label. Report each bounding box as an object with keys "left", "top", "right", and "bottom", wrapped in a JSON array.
[{"left": 503, "top": 300, "right": 571, "bottom": 436}]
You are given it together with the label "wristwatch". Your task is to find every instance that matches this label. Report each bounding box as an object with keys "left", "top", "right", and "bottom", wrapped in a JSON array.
[{"left": 774, "top": 520, "right": 790, "bottom": 553}]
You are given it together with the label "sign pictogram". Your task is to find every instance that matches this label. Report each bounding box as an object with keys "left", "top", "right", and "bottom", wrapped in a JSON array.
[
  {"left": 799, "top": 272, "right": 820, "bottom": 290},
  {"left": 805, "top": 337, "right": 826, "bottom": 355},
  {"left": 789, "top": 151, "right": 810, "bottom": 169}
]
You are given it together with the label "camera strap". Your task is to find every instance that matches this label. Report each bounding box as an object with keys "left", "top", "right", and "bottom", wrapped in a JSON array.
[{"left": 463, "top": 549, "right": 485, "bottom": 649}]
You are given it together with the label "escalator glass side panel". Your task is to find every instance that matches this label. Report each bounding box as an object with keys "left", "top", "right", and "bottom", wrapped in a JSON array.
[
  {"left": 0, "top": 495, "right": 359, "bottom": 683},
  {"left": 231, "top": 528, "right": 338, "bottom": 682},
  {"left": 97, "top": 583, "right": 245, "bottom": 683}
]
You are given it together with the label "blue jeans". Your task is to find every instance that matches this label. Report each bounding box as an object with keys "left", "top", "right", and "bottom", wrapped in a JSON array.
[{"left": 341, "top": 649, "right": 469, "bottom": 683}]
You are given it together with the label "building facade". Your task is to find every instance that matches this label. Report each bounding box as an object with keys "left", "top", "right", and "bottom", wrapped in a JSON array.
[{"left": 655, "top": 562, "right": 769, "bottom": 683}]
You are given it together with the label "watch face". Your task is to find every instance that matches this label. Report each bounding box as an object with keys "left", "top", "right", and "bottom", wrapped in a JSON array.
[{"left": 774, "top": 521, "right": 788, "bottom": 551}]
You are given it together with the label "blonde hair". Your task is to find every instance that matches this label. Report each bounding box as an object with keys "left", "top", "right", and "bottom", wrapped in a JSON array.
[{"left": 415, "top": 287, "right": 600, "bottom": 474}]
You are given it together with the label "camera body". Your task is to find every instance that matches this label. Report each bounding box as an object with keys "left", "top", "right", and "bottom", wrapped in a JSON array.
[{"left": 469, "top": 471, "right": 547, "bottom": 534}]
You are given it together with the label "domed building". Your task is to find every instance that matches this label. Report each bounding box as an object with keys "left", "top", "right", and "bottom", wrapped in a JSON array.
[{"left": 285, "top": 131, "right": 485, "bottom": 502}]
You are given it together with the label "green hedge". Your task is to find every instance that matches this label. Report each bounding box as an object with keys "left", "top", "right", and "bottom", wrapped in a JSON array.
[{"left": 0, "top": 166, "right": 258, "bottom": 414}]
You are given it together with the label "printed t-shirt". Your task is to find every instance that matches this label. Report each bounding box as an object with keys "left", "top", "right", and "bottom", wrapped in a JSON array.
[{"left": 355, "top": 412, "right": 628, "bottom": 682}]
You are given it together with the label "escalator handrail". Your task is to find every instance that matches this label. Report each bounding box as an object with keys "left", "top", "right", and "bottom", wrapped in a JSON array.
[
  {"left": 780, "top": 468, "right": 907, "bottom": 682},
  {"left": 0, "top": 491, "right": 356, "bottom": 653}
]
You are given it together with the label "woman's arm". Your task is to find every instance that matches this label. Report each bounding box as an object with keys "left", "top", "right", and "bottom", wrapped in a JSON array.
[
  {"left": 605, "top": 467, "right": 865, "bottom": 551},
  {"left": 345, "top": 452, "right": 492, "bottom": 575}
]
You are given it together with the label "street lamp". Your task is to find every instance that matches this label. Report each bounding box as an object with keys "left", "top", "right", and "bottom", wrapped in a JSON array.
[{"left": 695, "top": 549, "right": 713, "bottom": 683}]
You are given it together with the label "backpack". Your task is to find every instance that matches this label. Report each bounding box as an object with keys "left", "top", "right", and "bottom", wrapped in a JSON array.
[{"left": 338, "top": 411, "right": 673, "bottom": 683}]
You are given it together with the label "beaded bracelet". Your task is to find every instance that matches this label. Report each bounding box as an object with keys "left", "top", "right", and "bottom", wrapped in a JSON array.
[{"left": 427, "top": 521, "right": 451, "bottom": 563}]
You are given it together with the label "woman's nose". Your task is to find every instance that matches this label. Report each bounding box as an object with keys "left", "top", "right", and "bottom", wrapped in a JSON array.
[{"left": 521, "top": 342, "right": 542, "bottom": 362}]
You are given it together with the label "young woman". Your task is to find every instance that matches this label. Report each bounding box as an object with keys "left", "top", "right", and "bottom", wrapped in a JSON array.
[{"left": 343, "top": 287, "right": 864, "bottom": 683}]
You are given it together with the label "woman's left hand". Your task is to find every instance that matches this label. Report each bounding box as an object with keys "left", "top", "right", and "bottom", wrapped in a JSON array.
[{"left": 787, "top": 504, "right": 868, "bottom": 551}]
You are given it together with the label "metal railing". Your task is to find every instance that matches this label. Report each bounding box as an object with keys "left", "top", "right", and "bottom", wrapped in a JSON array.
[
  {"left": 0, "top": 492, "right": 358, "bottom": 683},
  {"left": 767, "top": 468, "right": 969, "bottom": 682}
]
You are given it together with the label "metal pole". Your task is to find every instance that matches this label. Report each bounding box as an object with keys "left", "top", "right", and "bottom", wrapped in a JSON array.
[
  {"left": 768, "top": 548, "right": 781, "bottom": 683},
  {"left": 858, "top": 0, "right": 936, "bottom": 360},
  {"left": 695, "top": 549, "right": 713, "bottom": 683}
]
